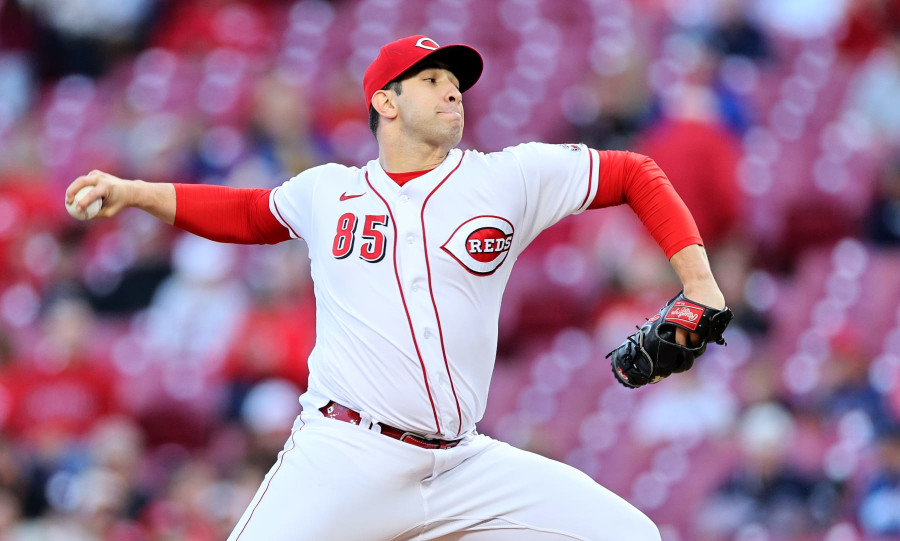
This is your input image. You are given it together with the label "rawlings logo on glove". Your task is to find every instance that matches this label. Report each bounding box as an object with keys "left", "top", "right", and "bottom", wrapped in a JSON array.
[
  {"left": 606, "top": 292, "right": 734, "bottom": 389},
  {"left": 666, "top": 302, "right": 703, "bottom": 328}
]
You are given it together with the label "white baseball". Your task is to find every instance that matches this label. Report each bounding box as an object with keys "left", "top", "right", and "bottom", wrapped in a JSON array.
[{"left": 66, "top": 186, "right": 102, "bottom": 220}]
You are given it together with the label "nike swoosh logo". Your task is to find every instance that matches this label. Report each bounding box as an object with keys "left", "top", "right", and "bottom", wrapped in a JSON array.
[{"left": 340, "top": 192, "right": 366, "bottom": 201}]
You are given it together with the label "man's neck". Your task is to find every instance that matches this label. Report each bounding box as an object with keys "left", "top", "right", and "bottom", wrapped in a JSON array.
[{"left": 378, "top": 136, "right": 452, "bottom": 173}]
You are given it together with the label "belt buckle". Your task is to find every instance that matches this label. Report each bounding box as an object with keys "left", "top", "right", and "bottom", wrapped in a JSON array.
[
  {"left": 398, "top": 431, "right": 426, "bottom": 445},
  {"left": 399, "top": 431, "right": 457, "bottom": 449}
]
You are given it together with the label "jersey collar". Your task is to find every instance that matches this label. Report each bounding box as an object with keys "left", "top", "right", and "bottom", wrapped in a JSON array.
[{"left": 366, "top": 149, "right": 463, "bottom": 200}]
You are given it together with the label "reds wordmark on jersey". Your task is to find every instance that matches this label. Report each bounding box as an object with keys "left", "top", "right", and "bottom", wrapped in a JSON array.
[{"left": 270, "top": 142, "right": 600, "bottom": 438}]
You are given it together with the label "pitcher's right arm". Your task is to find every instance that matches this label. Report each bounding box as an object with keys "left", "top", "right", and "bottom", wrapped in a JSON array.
[{"left": 65, "top": 170, "right": 291, "bottom": 244}]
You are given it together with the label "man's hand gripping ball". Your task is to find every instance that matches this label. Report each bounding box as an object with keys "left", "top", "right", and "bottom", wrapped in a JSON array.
[{"left": 607, "top": 292, "right": 734, "bottom": 388}]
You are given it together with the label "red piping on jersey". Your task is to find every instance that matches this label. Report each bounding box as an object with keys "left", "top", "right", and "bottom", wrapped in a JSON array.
[
  {"left": 365, "top": 172, "right": 442, "bottom": 435},
  {"left": 578, "top": 149, "right": 596, "bottom": 211},
  {"left": 235, "top": 418, "right": 304, "bottom": 539},
  {"left": 420, "top": 151, "right": 466, "bottom": 437},
  {"left": 596, "top": 149, "right": 602, "bottom": 197},
  {"left": 271, "top": 187, "right": 302, "bottom": 239}
]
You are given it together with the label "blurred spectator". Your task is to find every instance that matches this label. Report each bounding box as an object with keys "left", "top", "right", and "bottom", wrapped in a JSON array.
[
  {"left": 754, "top": 0, "right": 849, "bottom": 39},
  {"left": 844, "top": 37, "right": 900, "bottom": 153},
  {"left": 0, "top": 297, "right": 118, "bottom": 446},
  {"left": 239, "top": 378, "right": 302, "bottom": 461},
  {"left": 18, "top": 0, "right": 158, "bottom": 80},
  {"left": 651, "top": 30, "right": 755, "bottom": 135},
  {"left": 858, "top": 426, "right": 900, "bottom": 536},
  {"left": 0, "top": 1, "right": 37, "bottom": 51},
  {"left": 44, "top": 212, "right": 174, "bottom": 317},
  {"left": 571, "top": 55, "right": 652, "bottom": 150},
  {"left": 737, "top": 355, "right": 783, "bottom": 405},
  {"left": 637, "top": 85, "right": 743, "bottom": 248},
  {"left": 140, "top": 459, "right": 219, "bottom": 540},
  {"left": 0, "top": 488, "right": 23, "bottom": 538},
  {"left": 838, "top": 0, "right": 900, "bottom": 59},
  {"left": 130, "top": 234, "right": 249, "bottom": 446},
  {"left": 314, "top": 69, "right": 378, "bottom": 160},
  {"left": 238, "top": 72, "right": 327, "bottom": 183},
  {"left": 152, "top": 0, "right": 281, "bottom": 56},
  {"left": 709, "top": 240, "right": 770, "bottom": 335},
  {"left": 0, "top": 437, "right": 28, "bottom": 531},
  {"left": 0, "top": 51, "right": 34, "bottom": 135},
  {"left": 140, "top": 234, "right": 247, "bottom": 371},
  {"left": 815, "top": 327, "right": 896, "bottom": 434},
  {"left": 695, "top": 401, "right": 841, "bottom": 539},
  {"left": 0, "top": 175, "right": 65, "bottom": 287},
  {"left": 707, "top": 0, "right": 771, "bottom": 61},
  {"left": 0, "top": 297, "right": 122, "bottom": 525},
  {"left": 123, "top": 112, "right": 198, "bottom": 184},
  {"left": 631, "top": 372, "right": 737, "bottom": 445},
  {"left": 866, "top": 157, "right": 900, "bottom": 246},
  {"left": 222, "top": 243, "right": 314, "bottom": 417}
]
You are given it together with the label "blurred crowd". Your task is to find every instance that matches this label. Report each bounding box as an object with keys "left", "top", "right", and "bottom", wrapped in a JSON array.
[{"left": 1, "top": 0, "right": 900, "bottom": 539}]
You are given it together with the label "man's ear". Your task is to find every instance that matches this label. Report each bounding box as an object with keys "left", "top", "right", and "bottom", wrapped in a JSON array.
[{"left": 372, "top": 89, "right": 398, "bottom": 120}]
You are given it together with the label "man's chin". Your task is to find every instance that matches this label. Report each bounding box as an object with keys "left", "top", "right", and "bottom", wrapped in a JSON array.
[
  {"left": 434, "top": 127, "right": 463, "bottom": 148},
  {"left": 447, "top": 128, "right": 463, "bottom": 148},
  {"left": 420, "top": 123, "right": 463, "bottom": 150}
]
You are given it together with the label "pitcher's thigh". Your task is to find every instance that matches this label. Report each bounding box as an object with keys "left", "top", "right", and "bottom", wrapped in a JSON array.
[
  {"left": 228, "top": 420, "right": 428, "bottom": 541},
  {"left": 425, "top": 440, "right": 660, "bottom": 541}
]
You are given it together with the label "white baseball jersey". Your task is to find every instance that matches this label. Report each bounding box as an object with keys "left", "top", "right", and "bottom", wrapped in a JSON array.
[
  {"left": 270, "top": 142, "right": 600, "bottom": 439},
  {"left": 230, "top": 142, "right": 663, "bottom": 541}
]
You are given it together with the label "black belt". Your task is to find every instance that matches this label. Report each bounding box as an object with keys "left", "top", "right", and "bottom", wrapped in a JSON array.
[{"left": 319, "top": 401, "right": 462, "bottom": 450}]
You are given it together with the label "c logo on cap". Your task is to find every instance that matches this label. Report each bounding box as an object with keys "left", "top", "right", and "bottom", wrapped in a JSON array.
[{"left": 415, "top": 37, "right": 439, "bottom": 51}]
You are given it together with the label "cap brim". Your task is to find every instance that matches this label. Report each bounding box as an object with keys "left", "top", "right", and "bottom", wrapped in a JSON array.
[{"left": 420, "top": 44, "right": 483, "bottom": 93}]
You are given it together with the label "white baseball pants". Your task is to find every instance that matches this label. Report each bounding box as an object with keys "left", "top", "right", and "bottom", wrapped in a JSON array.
[{"left": 227, "top": 411, "right": 660, "bottom": 541}]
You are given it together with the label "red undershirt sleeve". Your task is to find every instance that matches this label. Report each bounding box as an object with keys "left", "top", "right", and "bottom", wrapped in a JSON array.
[
  {"left": 173, "top": 184, "right": 292, "bottom": 245},
  {"left": 589, "top": 150, "right": 703, "bottom": 259}
]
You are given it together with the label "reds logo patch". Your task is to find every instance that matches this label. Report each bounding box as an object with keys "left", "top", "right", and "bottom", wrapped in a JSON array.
[
  {"left": 664, "top": 300, "right": 703, "bottom": 331},
  {"left": 442, "top": 216, "right": 515, "bottom": 276}
]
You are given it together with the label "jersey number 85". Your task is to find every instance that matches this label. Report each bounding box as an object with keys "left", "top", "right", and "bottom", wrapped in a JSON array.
[{"left": 332, "top": 213, "right": 389, "bottom": 263}]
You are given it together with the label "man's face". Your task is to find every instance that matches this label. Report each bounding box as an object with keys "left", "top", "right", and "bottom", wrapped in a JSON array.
[{"left": 393, "top": 67, "right": 464, "bottom": 149}]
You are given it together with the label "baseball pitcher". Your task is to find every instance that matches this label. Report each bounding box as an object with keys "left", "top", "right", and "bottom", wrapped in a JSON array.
[{"left": 66, "top": 35, "right": 732, "bottom": 541}]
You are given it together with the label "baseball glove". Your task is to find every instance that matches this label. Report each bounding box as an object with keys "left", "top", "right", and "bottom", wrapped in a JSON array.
[{"left": 606, "top": 292, "right": 734, "bottom": 389}]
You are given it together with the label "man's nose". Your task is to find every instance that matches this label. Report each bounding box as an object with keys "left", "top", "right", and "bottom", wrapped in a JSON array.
[{"left": 446, "top": 84, "right": 462, "bottom": 103}]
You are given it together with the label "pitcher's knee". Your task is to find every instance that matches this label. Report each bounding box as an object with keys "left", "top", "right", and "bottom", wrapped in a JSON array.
[
  {"left": 631, "top": 514, "right": 661, "bottom": 541},
  {"left": 622, "top": 509, "right": 661, "bottom": 541},
  {"left": 587, "top": 505, "right": 660, "bottom": 541}
]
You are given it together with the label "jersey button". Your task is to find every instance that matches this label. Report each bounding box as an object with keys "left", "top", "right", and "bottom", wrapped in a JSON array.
[
  {"left": 411, "top": 284, "right": 419, "bottom": 292},
  {"left": 407, "top": 236, "right": 414, "bottom": 244},
  {"left": 423, "top": 329, "right": 433, "bottom": 339},
  {"left": 400, "top": 195, "right": 409, "bottom": 202}
]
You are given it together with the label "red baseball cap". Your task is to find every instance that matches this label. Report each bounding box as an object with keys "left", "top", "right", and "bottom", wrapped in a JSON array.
[{"left": 363, "top": 35, "right": 483, "bottom": 110}]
